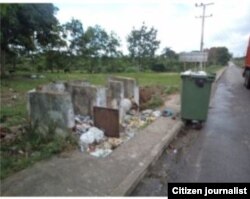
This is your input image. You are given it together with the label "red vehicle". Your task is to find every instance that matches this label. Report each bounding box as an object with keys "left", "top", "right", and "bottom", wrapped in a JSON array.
[{"left": 243, "top": 37, "right": 250, "bottom": 89}]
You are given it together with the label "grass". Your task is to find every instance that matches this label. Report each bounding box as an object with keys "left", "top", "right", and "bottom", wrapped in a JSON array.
[
  {"left": 205, "top": 65, "right": 224, "bottom": 74},
  {"left": 144, "top": 95, "right": 164, "bottom": 109},
  {"left": 0, "top": 121, "right": 77, "bottom": 179},
  {"left": 164, "top": 85, "right": 179, "bottom": 95},
  {"left": 1, "top": 71, "right": 181, "bottom": 87}
]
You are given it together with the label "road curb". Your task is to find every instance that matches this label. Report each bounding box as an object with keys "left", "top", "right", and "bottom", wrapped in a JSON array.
[
  {"left": 215, "top": 66, "right": 227, "bottom": 83},
  {"left": 110, "top": 120, "right": 184, "bottom": 196},
  {"left": 210, "top": 67, "right": 227, "bottom": 104}
]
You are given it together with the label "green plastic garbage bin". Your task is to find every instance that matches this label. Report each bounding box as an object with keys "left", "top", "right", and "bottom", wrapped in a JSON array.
[{"left": 181, "top": 72, "right": 215, "bottom": 122}]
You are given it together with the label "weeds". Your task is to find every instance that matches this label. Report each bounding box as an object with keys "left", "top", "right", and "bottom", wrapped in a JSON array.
[
  {"left": 0, "top": 120, "right": 77, "bottom": 179},
  {"left": 144, "top": 95, "right": 164, "bottom": 109},
  {"left": 164, "top": 85, "right": 179, "bottom": 95}
]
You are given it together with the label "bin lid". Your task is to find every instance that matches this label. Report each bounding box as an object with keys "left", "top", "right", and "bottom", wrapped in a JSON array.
[
  {"left": 181, "top": 70, "right": 215, "bottom": 81},
  {"left": 181, "top": 70, "right": 207, "bottom": 76}
]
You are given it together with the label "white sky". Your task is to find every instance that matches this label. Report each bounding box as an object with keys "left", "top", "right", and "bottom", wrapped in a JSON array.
[{"left": 3, "top": 0, "right": 250, "bottom": 57}]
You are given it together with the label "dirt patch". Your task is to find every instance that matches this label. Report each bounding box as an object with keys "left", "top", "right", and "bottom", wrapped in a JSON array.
[
  {"left": 139, "top": 85, "right": 178, "bottom": 110},
  {"left": 0, "top": 88, "right": 20, "bottom": 105}
]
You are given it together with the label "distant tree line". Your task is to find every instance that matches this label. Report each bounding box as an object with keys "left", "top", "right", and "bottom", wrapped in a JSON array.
[
  {"left": 207, "top": 47, "right": 232, "bottom": 66},
  {"left": 0, "top": 3, "right": 231, "bottom": 76}
]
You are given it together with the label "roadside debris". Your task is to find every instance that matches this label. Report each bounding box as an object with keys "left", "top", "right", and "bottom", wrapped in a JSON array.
[
  {"left": 107, "top": 137, "right": 123, "bottom": 149},
  {"left": 30, "top": 74, "right": 46, "bottom": 79},
  {"left": 152, "top": 110, "right": 161, "bottom": 118},
  {"left": 162, "top": 108, "right": 174, "bottom": 117},
  {"left": 173, "top": 149, "right": 178, "bottom": 154},
  {"left": 74, "top": 115, "right": 93, "bottom": 135},
  {"left": 75, "top": 106, "right": 177, "bottom": 158},
  {"left": 90, "top": 148, "right": 112, "bottom": 158},
  {"left": 11, "top": 95, "right": 17, "bottom": 100},
  {"left": 79, "top": 127, "right": 104, "bottom": 152},
  {"left": 31, "top": 74, "right": 37, "bottom": 79}
]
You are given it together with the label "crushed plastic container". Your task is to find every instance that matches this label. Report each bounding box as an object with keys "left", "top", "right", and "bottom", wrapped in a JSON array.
[{"left": 180, "top": 70, "right": 215, "bottom": 122}]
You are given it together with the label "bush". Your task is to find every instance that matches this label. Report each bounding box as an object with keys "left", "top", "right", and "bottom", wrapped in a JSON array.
[
  {"left": 17, "top": 65, "right": 32, "bottom": 72},
  {"left": 144, "top": 95, "right": 164, "bottom": 109},
  {"left": 124, "top": 66, "right": 138, "bottom": 73},
  {"left": 36, "top": 64, "right": 44, "bottom": 72},
  {"left": 151, "top": 63, "right": 166, "bottom": 72},
  {"left": 164, "top": 85, "right": 179, "bottom": 95}
]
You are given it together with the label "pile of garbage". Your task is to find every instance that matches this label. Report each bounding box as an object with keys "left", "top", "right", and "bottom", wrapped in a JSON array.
[
  {"left": 181, "top": 70, "right": 207, "bottom": 76},
  {"left": 123, "top": 109, "right": 160, "bottom": 129},
  {"left": 73, "top": 108, "right": 175, "bottom": 158},
  {"left": 73, "top": 115, "right": 134, "bottom": 158}
]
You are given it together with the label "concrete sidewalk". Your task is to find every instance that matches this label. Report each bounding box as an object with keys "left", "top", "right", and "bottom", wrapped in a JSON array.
[{"left": 1, "top": 95, "right": 183, "bottom": 196}]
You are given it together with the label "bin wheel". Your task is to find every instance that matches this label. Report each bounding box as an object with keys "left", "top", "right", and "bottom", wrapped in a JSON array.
[
  {"left": 183, "top": 120, "right": 203, "bottom": 129},
  {"left": 184, "top": 119, "right": 192, "bottom": 126},
  {"left": 192, "top": 121, "right": 203, "bottom": 130},
  {"left": 244, "top": 71, "right": 250, "bottom": 89}
]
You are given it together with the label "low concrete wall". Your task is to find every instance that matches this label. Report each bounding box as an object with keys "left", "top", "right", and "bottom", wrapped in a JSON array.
[
  {"left": 27, "top": 77, "right": 139, "bottom": 130},
  {"left": 66, "top": 80, "right": 90, "bottom": 87},
  {"left": 107, "top": 80, "right": 124, "bottom": 109},
  {"left": 40, "top": 81, "right": 66, "bottom": 93},
  {"left": 65, "top": 84, "right": 107, "bottom": 116},
  {"left": 27, "top": 90, "right": 75, "bottom": 129},
  {"left": 108, "top": 76, "right": 139, "bottom": 105}
]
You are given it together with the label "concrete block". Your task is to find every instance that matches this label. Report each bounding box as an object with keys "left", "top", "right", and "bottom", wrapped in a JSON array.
[
  {"left": 108, "top": 76, "right": 139, "bottom": 105},
  {"left": 27, "top": 77, "right": 139, "bottom": 132},
  {"left": 65, "top": 84, "right": 107, "bottom": 116},
  {"left": 40, "top": 82, "right": 66, "bottom": 93},
  {"left": 27, "top": 90, "right": 75, "bottom": 129},
  {"left": 107, "top": 80, "right": 124, "bottom": 109},
  {"left": 66, "top": 80, "right": 90, "bottom": 87}
]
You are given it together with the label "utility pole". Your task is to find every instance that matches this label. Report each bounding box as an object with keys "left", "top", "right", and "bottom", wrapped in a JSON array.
[{"left": 195, "top": 2, "right": 214, "bottom": 70}]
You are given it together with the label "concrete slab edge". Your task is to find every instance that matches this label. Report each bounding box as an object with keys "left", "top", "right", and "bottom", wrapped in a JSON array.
[
  {"left": 215, "top": 67, "right": 227, "bottom": 83},
  {"left": 109, "top": 120, "right": 184, "bottom": 196},
  {"left": 210, "top": 67, "right": 227, "bottom": 105}
]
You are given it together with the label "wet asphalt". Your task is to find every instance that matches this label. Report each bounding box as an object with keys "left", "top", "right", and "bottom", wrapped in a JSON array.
[{"left": 131, "top": 64, "right": 250, "bottom": 196}]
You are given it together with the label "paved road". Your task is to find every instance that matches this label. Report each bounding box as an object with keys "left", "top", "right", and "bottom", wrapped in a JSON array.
[{"left": 131, "top": 64, "right": 250, "bottom": 196}]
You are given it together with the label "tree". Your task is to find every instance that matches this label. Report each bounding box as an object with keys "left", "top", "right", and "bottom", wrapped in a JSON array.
[
  {"left": 60, "top": 19, "right": 85, "bottom": 70},
  {"left": 81, "top": 25, "right": 122, "bottom": 73},
  {"left": 216, "top": 47, "right": 231, "bottom": 66},
  {"left": 151, "top": 63, "right": 166, "bottom": 72},
  {"left": 127, "top": 22, "right": 160, "bottom": 71},
  {"left": 83, "top": 25, "right": 110, "bottom": 57},
  {"left": 0, "top": 3, "right": 59, "bottom": 76},
  {"left": 208, "top": 47, "right": 231, "bottom": 66},
  {"left": 105, "top": 31, "right": 121, "bottom": 57},
  {"left": 101, "top": 31, "right": 122, "bottom": 72},
  {"left": 80, "top": 25, "right": 107, "bottom": 73},
  {"left": 62, "top": 18, "right": 84, "bottom": 55},
  {"left": 161, "top": 47, "right": 178, "bottom": 60}
]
